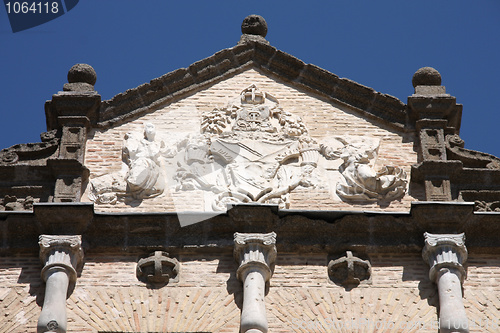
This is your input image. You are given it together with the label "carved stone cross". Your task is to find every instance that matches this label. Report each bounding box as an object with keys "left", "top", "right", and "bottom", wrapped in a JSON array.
[
  {"left": 328, "top": 251, "right": 371, "bottom": 287},
  {"left": 136, "top": 251, "right": 179, "bottom": 285}
]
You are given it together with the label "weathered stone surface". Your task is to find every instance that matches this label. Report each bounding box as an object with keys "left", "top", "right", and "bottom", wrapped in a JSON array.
[
  {"left": 328, "top": 251, "right": 371, "bottom": 287},
  {"left": 67, "top": 63, "right": 97, "bottom": 85},
  {"left": 234, "top": 232, "right": 276, "bottom": 333},
  {"left": 241, "top": 14, "right": 268, "bottom": 37},
  {"left": 412, "top": 66, "right": 442, "bottom": 87},
  {"left": 423, "top": 233, "right": 469, "bottom": 333},
  {"left": 136, "top": 251, "right": 179, "bottom": 286}
]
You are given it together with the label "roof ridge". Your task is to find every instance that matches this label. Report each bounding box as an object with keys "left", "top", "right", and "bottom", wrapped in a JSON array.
[{"left": 97, "top": 40, "right": 407, "bottom": 131}]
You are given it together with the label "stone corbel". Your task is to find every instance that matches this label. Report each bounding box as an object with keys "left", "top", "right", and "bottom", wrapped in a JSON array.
[
  {"left": 38, "top": 235, "right": 83, "bottom": 333},
  {"left": 422, "top": 232, "right": 469, "bottom": 333},
  {"left": 234, "top": 232, "right": 277, "bottom": 333}
]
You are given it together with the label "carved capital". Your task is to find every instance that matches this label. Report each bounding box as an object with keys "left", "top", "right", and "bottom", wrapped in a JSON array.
[
  {"left": 422, "top": 232, "right": 467, "bottom": 283},
  {"left": 234, "top": 232, "right": 277, "bottom": 282},
  {"left": 39, "top": 235, "right": 83, "bottom": 284},
  {"left": 136, "top": 251, "right": 179, "bottom": 286}
]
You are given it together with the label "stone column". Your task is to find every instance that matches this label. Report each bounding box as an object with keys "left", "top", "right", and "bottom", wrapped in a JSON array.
[
  {"left": 422, "top": 232, "right": 468, "bottom": 333},
  {"left": 38, "top": 235, "right": 83, "bottom": 333},
  {"left": 234, "top": 232, "right": 277, "bottom": 333}
]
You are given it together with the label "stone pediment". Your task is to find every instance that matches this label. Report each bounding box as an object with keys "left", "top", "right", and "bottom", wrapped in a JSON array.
[
  {"left": 85, "top": 78, "right": 414, "bottom": 218},
  {"left": 2, "top": 15, "right": 499, "bottom": 215}
]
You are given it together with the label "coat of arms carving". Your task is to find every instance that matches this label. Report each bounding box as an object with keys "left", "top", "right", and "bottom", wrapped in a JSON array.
[{"left": 89, "top": 84, "right": 407, "bottom": 210}]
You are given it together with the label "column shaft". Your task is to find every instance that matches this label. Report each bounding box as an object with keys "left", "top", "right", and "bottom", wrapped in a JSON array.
[
  {"left": 234, "top": 232, "right": 276, "bottom": 333},
  {"left": 38, "top": 268, "right": 70, "bottom": 333},
  {"left": 240, "top": 268, "right": 268, "bottom": 333},
  {"left": 437, "top": 268, "right": 468, "bottom": 333},
  {"left": 38, "top": 235, "right": 83, "bottom": 333},
  {"left": 422, "top": 233, "right": 468, "bottom": 333}
]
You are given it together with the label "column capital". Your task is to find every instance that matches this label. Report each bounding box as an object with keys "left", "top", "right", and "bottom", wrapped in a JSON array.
[
  {"left": 39, "top": 235, "right": 84, "bottom": 285},
  {"left": 234, "top": 232, "right": 277, "bottom": 282},
  {"left": 422, "top": 232, "right": 467, "bottom": 282}
]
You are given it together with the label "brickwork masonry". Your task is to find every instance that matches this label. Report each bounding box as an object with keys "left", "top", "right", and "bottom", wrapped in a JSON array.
[{"left": 2, "top": 252, "right": 500, "bottom": 332}]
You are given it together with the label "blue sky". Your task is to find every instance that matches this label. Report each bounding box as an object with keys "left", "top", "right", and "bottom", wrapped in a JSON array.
[{"left": 1, "top": 1, "right": 499, "bottom": 158}]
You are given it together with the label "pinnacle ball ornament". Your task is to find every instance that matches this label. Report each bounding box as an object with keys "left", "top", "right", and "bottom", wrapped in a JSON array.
[
  {"left": 412, "top": 67, "right": 441, "bottom": 87},
  {"left": 241, "top": 15, "right": 268, "bottom": 37},
  {"left": 67, "top": 63, "right": 97, "bottom": 85}
]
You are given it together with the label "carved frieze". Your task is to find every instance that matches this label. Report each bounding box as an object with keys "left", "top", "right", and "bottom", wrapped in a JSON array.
[{"left": 89, "top": 84, "right": 408, "bottom": 210}]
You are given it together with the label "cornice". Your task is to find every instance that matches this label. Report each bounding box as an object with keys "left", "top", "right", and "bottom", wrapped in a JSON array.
[{"left": 97, "top": 41, "right": 407, "bottom": 131}]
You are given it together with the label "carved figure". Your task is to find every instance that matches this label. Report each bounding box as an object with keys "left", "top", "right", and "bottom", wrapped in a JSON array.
[
  {"left": 332, "top": 137, "right": 407, "bottom": 202},
  {"left": 123, "top": 123, "right": 166, "bottom": 198},
  {"left": 89, "top": 123, "right": 167, "bottom": 203}
]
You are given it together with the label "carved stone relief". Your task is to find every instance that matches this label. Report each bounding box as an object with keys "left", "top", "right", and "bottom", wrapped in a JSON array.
[
  {"left": 136, "top": 251, "right": 179, "bottom": 286},
  {"left": 327, "top": 251, "right": 371, "bottom": 287},
  {"left": 89, "top": 84, "right": 408, "bottom": 210},
  {"left": 0, "top": 195, "right": 35, "bottom": 211}
]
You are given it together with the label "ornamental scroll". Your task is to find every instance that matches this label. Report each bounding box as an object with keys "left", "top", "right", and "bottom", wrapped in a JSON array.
[{"left": 89, "top": 84, "right": 407, "bottom": 210}]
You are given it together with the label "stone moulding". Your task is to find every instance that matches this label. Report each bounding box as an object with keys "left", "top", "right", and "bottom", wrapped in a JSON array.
[
  {"left": 96, "top": 41, "right": 406, "bottom": 132},
  {"left": 446, "top": 134, "right": 500, "bottom": 170}
]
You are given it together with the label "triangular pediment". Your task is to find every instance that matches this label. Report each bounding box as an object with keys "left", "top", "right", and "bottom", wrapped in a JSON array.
[{"left": 84, "top": 65, "right": 418, "bottom": 219}]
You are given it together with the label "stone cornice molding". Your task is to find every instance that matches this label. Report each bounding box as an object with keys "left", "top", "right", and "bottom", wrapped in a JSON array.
[
  {"left": 422, "top": 232, "right": 467, "bottom": 283},
  {"left": 234, "top": 232, "right": 277, "bottom": 282},
  {"left": 97, "top": 41, "right": 407, "bottom": 132},
  {"left": 39, "top": 235, "right": 83, "bottom": 285}
]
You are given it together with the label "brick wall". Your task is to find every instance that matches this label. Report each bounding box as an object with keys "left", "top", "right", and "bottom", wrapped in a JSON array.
[
  {"left": 2, "top": 252, "right": 499, "bottom": 332},
  {"left": 84, "top": 68, "right": 421, "bottom": 214}
]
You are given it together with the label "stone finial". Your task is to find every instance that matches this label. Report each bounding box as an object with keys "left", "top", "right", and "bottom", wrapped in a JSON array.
[
  {"left": 239, "top": 15, "right": 269, "bottom": 45},
  {"left": 411, "top": 67, "right": 446, "bottom": 96},
  {"left": 422, "top": 232, "right": 467, "bottom": 282},
  {"left": 64, "top": 63, "right": 96, "bottom": 92},
  {"left": 241, "top": 14, "right": 268, "bottom": 37},
  {"left": 412, "top": 67, "right": 441, "bottom": 87},
  {"left": 136, "top": 251, "right": 179, "bottom": 286}
]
